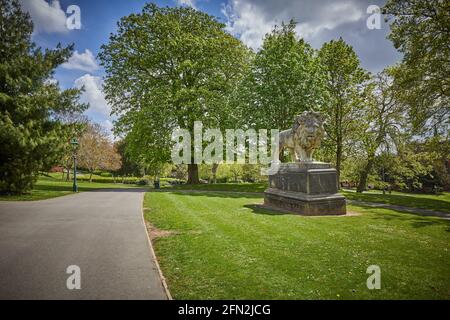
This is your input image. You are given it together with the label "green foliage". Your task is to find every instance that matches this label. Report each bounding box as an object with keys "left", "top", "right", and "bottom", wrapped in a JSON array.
[
  {"left": 169, "top": 164, "right": 188, "bottom": 181},
  {"left": 114, "top": 139, "right": 142, "bottom": 177},
  {"left": 241, "top": 21, "right": 326, "bottom": 130},
  {"left": 422, "top": 136, "right": 450, "bottom": 188},
  {"left": 383, "top": 0, "right": 450, "bottom": 133},
  {"left": 99, "top": 172, "right": 112, "bottom": 177},
  {"left": 0, "top": 0, "right": 86, "bottom": 193},
  {"left": 99, "top": 4, "right": 251, "bottom": 183},
  {"left": 355, "top": 70, "right": 404, "bottom": 192},
  {"left": 377, "top": 150, "right": 435, "bottom": 192},
  {"left": 318, "top": 38, "right": 370, "bottom": 179},
  {"left": 197, "top": 164, "right": 265, "bottom": 183}
]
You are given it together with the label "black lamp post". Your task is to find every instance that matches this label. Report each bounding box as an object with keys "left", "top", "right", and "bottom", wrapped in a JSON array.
[{"left": 71, "top": 138, "right": 79, "bottom": 192}]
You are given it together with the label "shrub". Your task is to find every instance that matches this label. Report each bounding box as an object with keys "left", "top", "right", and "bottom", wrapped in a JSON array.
[
  {"left": 136, "top": 178, "right": 150, "bottom": 185},
  {"left": 100, "top": 172, "right": 112, "bottom": 177}
]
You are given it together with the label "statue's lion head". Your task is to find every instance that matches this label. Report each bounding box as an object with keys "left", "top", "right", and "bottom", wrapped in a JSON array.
[{"left": 292, "top": 111, "right": 325, "bottom": 151}]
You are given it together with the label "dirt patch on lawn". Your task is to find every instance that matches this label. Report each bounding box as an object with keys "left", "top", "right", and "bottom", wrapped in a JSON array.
[
  {"left": 346, "top": 210, "right": 362, "bottom": 217},
  {"left": 145, "top": 221, "right": 180, "bottom": 240}
]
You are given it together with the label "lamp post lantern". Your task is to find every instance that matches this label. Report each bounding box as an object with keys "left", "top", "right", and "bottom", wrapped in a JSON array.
[{"left": 71, "top": 138, "right": 79, "bottom": 192}]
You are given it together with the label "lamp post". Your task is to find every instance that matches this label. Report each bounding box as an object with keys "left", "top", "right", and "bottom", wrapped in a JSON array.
[{"left": 71, "top": 138, "right": 79, "bottom": 192}]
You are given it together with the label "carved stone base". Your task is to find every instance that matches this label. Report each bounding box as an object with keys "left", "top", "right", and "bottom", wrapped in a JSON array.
[{"left": 264, "top": 162, "right": 346, "bottom": 216}]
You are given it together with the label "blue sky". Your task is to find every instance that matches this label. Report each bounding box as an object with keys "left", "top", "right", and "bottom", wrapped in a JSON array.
[{"left": 20, "top": 0, "right": 401, "bottom": 137}]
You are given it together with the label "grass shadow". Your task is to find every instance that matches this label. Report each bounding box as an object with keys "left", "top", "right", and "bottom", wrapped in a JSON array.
[
  {"left": 33, "top": 184, "right": 73, "bottom": 192},
  {"left": 344, "top": 191, "right": 450, "bottom": 213},
  {"left": 244, "top": 203, "right": 291, "bottom": 216},
  {"left": 164, "top": 183, "right": 268, "bottom": 193},
  {"left": 352, "top": 203, "right": 450, "bottom": 230},
  {"left": 153, "top": 190, "right": 263, "bottom": 199}
]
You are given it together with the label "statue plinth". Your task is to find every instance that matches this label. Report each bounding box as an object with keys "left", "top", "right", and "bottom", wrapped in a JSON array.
[{"left": 264, "top": 162, "right": 346, "bottom": 216}]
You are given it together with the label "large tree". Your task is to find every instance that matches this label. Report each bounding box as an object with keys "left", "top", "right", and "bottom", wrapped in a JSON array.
[
  {"left": 114, "top": 139, "right": 142, "bottom": 177},
  {"left": 318, "top": 38, "right": 370, "bottom": 184},
  {"left": 383, "top": 0, "right": 450, "bottom": 134},
  {"left": 243, "top": 20, "right": 326, "bottom": 131},
  {"left": 99, "top": 4, "right": 250, "bottom": 183},
  {"left": 77, "top": 122, "right": 120, "bottom": 182},
  {"left": 0, "top": 0, "right": 86, "bottom": 193},
  {"left": 356, "top": 70, "right": 404, "bottom": 192}
]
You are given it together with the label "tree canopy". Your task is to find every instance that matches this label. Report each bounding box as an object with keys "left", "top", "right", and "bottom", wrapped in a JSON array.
[
  {"left": 383, "top": 0, "right": 450, "bottom": 133},
  {"left": 99, "top": 4, "right": 251, "bottom": 183},
  {"left": 318, "top": 38, "right": 370, "bottom": 182},
  {"left": 0, "top": 0, "right": 86, "bottom": 193},
  {"left": 243, "top": 21, "right": 327, "bottom": 130}
]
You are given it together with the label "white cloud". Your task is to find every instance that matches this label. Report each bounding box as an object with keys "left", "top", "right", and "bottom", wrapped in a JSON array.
[
  {"left": 222, "top": 1, "right": 272, "bottom": 50},
  {"left": 102, "top": 119, "right": 113, "bottom": 132},
  {"left": 45, "top": 78, "right": 58, "bottom": 85},
  {"left": 223, "top": 0, "right": 365, "bottom": 50},
  {"left": 176, "top": 0, "right": 197, "bottom": 9},
  {"left": 19, "top": 0, "right": 69, "bottom": 34},
  {"left": 295, "top": 2, "right": 363, "bottom": 39},
  {"left": 222, "top": 0, "right": 401, "bottom": 72},
  {"left": 74, "top": 74, "right": 110, "bottom": 118},
  {"left": 74, "top": 75, "right": 117, "bottom": 140},
  {"left": 100, "top": 119, "right": 116, "bottom": 141},
  {"left": 62, "top": 49, "right": 99, "bottom": 73}
]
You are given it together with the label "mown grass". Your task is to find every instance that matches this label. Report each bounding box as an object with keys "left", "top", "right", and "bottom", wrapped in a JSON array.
[
  {"left": 0, "top": 174, "right": 146, "bottom": 201},
  {"left": 165, "top": 182, "right": 268, "bottom": 193},
  {"left": 164, "top": 182, "right": 450, "bottom": 213},
  {"left": 144, "top": 191, "right": 450, "bottom": 300},
  {"left": 342, "top": 189, "right": 450, "bottom": 214}
]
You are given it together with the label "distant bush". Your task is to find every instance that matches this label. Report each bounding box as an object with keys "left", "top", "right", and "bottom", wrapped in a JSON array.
[
  {"left": 100, "top": 172, "right": 112, "bottom": 177},
  {"left": 136, "top": 178, "right": 150, "bottom": 185},
  {"left": 77, "top": 176, "right": 140, "bottom": 184}
]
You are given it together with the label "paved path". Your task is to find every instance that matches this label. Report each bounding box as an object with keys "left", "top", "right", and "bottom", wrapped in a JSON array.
[{"left": 0, "top": 189, "right": 168, "bottom": 300}]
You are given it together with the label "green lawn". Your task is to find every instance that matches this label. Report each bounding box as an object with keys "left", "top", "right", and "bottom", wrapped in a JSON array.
[
  {"left": 164, "top": 183, "right": 450, "bottom": 213},
  {"left": 0, "top": 174, "right": 146, "bottom": 201},
  {"left": 342, "top": 189, "right": 450, "bottom": 214},
  {"left": 165, "top": 182, "right": 268, "bottom": 193},
  {"left": 144, "top": 191, "right": 450, "bottom": 299}
]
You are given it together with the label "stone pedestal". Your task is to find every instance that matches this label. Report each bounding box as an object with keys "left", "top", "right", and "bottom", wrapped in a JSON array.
[{"left": 264, "top": 162, "right": 346, "bottom": 216}]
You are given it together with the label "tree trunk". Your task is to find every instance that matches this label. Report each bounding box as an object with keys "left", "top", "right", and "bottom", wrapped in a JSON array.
[
  {"left": 187, "top": 164, "right": 200, "bottom": 184},
  {"left": 357, "top": 156, "right": 375, "bottom": 193},
  {"left": 211, "top": 163, "right": 219, "bottom": 184},
  {"left": 66, "top": 160, "right": 71, "bottom": 182},
  {"left": 89, "top": 171, "right": 93, "bottom": 183},
  {"left": 335, "top": 140, "right": 342, "bottom": 189}
]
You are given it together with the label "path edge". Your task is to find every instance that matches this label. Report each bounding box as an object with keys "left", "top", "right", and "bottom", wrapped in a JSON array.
[{"left": 140, "top": 193, "right": 173, "bottom": 300}]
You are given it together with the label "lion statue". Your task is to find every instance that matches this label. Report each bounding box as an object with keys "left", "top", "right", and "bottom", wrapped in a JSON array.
[{"left": 279, "top": 111, "right": 325, "bottom": 162}]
